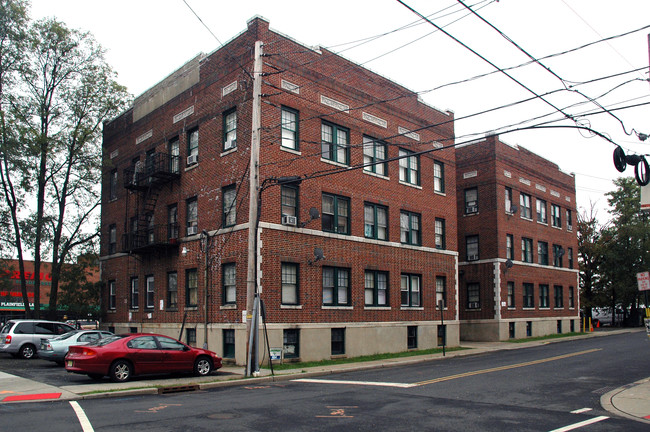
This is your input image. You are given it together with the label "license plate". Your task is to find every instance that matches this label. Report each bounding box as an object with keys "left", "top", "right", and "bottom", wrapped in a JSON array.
[{"left": 66, "top": 360, "right": 73, "bottom": 367}]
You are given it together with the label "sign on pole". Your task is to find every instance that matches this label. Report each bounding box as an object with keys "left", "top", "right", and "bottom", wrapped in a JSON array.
[
  {"left": 642, "top": 182, "right": 650, "bottom": 212},
  {"left": 638, "top": 271, "right": 650, "bottom": 291}
]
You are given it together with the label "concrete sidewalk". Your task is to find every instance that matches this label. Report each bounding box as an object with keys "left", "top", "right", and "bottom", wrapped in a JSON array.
[{"left": 0, "top": 329, "right": 648, "bottom": 424}]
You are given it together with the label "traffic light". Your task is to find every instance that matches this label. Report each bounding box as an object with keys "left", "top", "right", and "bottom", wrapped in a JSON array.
[{"left": 613, "top": 146, "right": 649, "bottom": 186}]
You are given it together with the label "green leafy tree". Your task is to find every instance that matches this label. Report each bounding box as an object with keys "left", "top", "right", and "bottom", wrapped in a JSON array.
[
  {"left": 0, "top": 1, "right": 130, "bottom": 318},
  {"left": 58, "top": 253, "right": 100, "bottom": 319},
  {"left": 577, "top": 204, "right": 608, "bottom": 321}
]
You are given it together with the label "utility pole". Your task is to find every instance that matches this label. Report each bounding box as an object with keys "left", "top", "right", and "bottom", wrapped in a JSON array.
[{"left": 246, "top": 40, "right": 263, "bottom": 377}]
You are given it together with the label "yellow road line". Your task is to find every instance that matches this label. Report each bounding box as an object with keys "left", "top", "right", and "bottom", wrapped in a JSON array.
[{"left": 413, "top": 348, "right": 602, "bottom": 387}]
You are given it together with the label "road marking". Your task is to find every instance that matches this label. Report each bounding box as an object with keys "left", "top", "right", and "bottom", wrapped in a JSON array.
[
  {"left": 294, "top": 349, "right": 602, "bottom": 389},
  {"left": 69, "top": 401, "right": 94, "bottom": 432},
  {"left": 570, "top": 408, "right": 592, "bottom": 414},
  {"left": 547, "top": 415, "right": 609, "bottom": 431},
  {"left": 316, "top": 406, "right": 357, "bottom": 418},
  {"left": 293, "top": 378, "right": 414, "bottom": 388},
  {"left": 135, "top": 403, "right": 182, "bottom": 413},
  {"left": 413, "top": 349, "right": 602, "bottom": 387}
]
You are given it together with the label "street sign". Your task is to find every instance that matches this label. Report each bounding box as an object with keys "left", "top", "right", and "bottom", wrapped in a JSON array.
[
  {"left": 642, "top": 182, "right": 650, "bottom": 212},
  {"left": 270, "top": 348, "right": 282, "bottom": 361},
  {"left": 638, "top": 271, "right": 650, "bottom": 291}
]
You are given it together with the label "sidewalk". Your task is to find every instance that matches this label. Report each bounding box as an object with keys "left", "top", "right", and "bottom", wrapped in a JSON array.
[{"left": 0, "top": 328, "right": 648, "bottom": 423}]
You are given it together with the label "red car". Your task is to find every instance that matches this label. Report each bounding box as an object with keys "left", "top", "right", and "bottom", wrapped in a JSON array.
[{"left": 65, "top": 333, "right": 222, "bottom": 382}]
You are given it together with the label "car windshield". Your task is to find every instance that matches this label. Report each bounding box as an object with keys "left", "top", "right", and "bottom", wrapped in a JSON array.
[
  {"left": 52, "top": 330, "right": 80, "bottom": 341},
  {"left": 88, "top": 335, "right": 123, "bottom": 347}
]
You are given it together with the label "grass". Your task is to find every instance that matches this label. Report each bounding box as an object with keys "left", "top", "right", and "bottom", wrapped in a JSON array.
[
  {"left": 506, "top": 332, "right": 586, "bottom": 343},
  {"left": 262, "top": 346, "right": 468, "bottom": 371}
]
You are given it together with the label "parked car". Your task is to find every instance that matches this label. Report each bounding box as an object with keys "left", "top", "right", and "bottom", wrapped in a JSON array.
[
  {"left": 65, "top": 333, "right": 223, "bottom": 382},
  {"left": 39, "top": 330, "right": 114, "bottom": 365},
  {"left": 0, "top": 319, "right": 76, "bottom": 359}
]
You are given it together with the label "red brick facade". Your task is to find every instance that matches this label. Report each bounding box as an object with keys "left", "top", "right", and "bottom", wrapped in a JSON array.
[
  {"left": 456, "top": 136, "right": 580, "bottom": 340},
  {"left": 101, "top": 18, "right": 459, "bottom": 363}
]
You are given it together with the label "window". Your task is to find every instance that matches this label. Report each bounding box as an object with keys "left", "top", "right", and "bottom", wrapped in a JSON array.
[
  {"left": 507, "top": 281, "right": 515, "bottom": 308},
  {"left": 281, "top": 107, "right": 299, "bottom": 150},
  {"left": 434, "top": 161, "right": 445, "bottom": 193},
  {"left": 407, "top": 326, "right": 418, "bottom": 349},
  {"left": 223, "top": 329, "right": 235, "bottom": 358},
  {"left": 281, "top": 263, "right": 299, "bottom": 305},
  {"left": 223, "top": 108, "right": 237, "bottom": 150},
  {"left": 523, "top": 283, "right": 534, "bottom": 308},
  {"left": 187, "top": 129, "right": 198, "bottom": 162},
  {"left": 506, "top": 234, "right": 514, "bottom": 260},
  {"left": 467, "top": 283, "right": 480, "bottom": 309},
  {"left": 169, "top": 137, "right": 180, "bottom": 173},
  {"left": 130, "top": 277, "right": 139, "bottom": 309},
  {"left": 283, "top": 329, "right": 300, "bottom": 359},
  {"left": 554, "top": 285, "right": 564, "bottom": 308},
  {"left": 505, "top": 187, "right": 513, "bottom": 213},
  {"left": 538, "top": 241, "right": 549, "bottom": 266},
  {"left": 399, "top": 148, "right": 419, "bottom": 185},
  {"left": 223, "top": 186, "right": 237, "bottom": 227},
  {"left": 145, "top": 212, "right": 154, "bottom": 244},
  {"left": 168, "top": 204, "right": 178, "bottom": 240},
  {"left": 401, "top": 274, "right": 421, "bottom": 307},
  {"left": 363, "top": 136, "right": 387, "bottom": 176},
  {"left": 186, "top": 197, "right": 197, "bottom": 235},
  {"left": 400, "top": 211, "right": 421, "bottom": 245},
  {"left": 364, "top": 203, "right": 388, "bottom": 241},
  {"left": 568, "top": 247, "right": 574, "bottom": 269},
  {"left": 322, "top": 193, "right": 350, "bottom": 235},
  {"left": 145, "top": 275, "right": 154, "bottom": 309},
  {"left": 520, "top": 193, "right": 532, "bottom": 219},
  {"left": 551, "top": 204, "right": 561, "bottom": 228},
  {"left": 435, "top": 218, "right": 446, "bottom": 249},
  {"left": 464, "top": 188, "right": 478, "bottom": 214},
  {"left": 436, "top": 276, "right": 447, "bottom": 309},
  {"left": 321, "top": 122, "right": 349, "bottom": 165},
  {"left": 108, "top": 224, "right": 117, "bottom": 255},
  {"left": 365, "top": 270, "right": 388, "bottom": 306},
  {"left": 223, "top": 263, "right": 236, "bottom": 305},
  {"left": 566, "top": 209, "right": 573, "bottom": 230},
  {"left": 323, "top": 267, "right": 350, "bottom": 306},
  {"left": 331, "top": 328, "right": 345, "bottom": 355},
  {"left": 526, "top": 321, "right": 532, "bottom": 337},
  {"left": 186, "top": 268, "right": 198, "bottom": 307},
  {"left": 553, "top": 244, "right": 564, "bottom": 267},
  {"left": 539, "top": 284, "right": 549, "bottom": 308},
  {"left": 466, "top": 235, "right": 479, "bottom": 261},
  {"left": 109, "top": 169, "right": 118, "bottom": 200},
  {"left": 167, "top": 272, "right": 177, "bottom": 309},
  {"left": 536, "top": 199, "right": 547, "bottom": 223},
  {"left": 281, "top": 185, "right": 298, "bottom": 222},
  {"left": 186, "top": 328, "right": 196, "bottom": 346},
  {"left": 569, "top": 286, "right": 575, "bottom": 308},
  {"left": 108, "top": 280, "right": 116, "bottom": 310},
  {"left": 521, "top": 238, "right": 533, "bottom": 263}
]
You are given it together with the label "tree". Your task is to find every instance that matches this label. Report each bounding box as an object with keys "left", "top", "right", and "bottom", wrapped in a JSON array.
[
  {"left": 58, "top": 253, "right": 100, "bottom": 319},
  {"left": 577, "top": 204, "right": 607, "bottom": 321},
  {"left": 598, "top": 177, "right": 649, "bottom": 325},
  {"left": 0, "top": 2, "right": 130, "bottom": 318}
]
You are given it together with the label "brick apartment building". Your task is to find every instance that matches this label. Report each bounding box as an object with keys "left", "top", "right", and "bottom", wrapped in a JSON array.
[
  {"left": 100, "top": 17, "right": 460, "bottom": 365},
  {"left": 456, "top": 135, "right": 580, "bottom": 341}
]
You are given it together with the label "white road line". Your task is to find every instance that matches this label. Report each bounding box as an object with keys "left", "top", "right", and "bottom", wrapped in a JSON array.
[
  {"left": 293, "top": 378, "right": 414, "bottom": 388},
  {"left": 548, "top": 415, "right": 609, "bottom": 432},
  {"left": 69, "top": 401, "right": 95, "bottom": 432},
  {"left": 570, "top": 408, "right": 592, "bottom": 414}
]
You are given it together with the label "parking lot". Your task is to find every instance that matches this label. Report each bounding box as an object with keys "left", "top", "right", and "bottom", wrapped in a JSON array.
[{"left": 0, "top": 354, "right": 94, "bottom": 387}]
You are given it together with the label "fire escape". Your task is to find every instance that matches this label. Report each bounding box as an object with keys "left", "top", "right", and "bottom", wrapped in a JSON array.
[{"left": 121, "top": 152, "right": 180, "bottom": 254}]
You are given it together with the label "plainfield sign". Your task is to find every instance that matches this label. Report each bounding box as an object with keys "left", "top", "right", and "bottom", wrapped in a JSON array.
[{"left": 3, "top": 270, "right": 52, "bottom": 281}]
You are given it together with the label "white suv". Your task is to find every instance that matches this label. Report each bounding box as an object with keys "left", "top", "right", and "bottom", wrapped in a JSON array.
[{"left": 0, "top": 320, "right": 75, "bottom": 359}]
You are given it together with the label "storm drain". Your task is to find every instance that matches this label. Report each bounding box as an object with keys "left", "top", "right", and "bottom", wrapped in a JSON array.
[{"left": 158, "top": 384, "right": 200, "bottom": 394}]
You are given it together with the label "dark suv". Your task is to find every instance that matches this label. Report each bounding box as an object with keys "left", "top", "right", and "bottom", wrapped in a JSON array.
[{"left": 0, "top": 320, "right": 75, "bottom": 359}]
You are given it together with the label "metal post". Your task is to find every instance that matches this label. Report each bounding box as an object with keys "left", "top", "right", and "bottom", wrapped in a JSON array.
[
  {"left": 245, "top": 41, "right": 263, "bottom": 376},
  {"left": 439, "top": 299, "right": 446, "bottom": 357}
]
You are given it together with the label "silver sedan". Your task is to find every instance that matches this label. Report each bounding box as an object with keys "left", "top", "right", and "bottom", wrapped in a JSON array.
[{"left": 40, "top": 330, "right": 113, "bottom": 365}]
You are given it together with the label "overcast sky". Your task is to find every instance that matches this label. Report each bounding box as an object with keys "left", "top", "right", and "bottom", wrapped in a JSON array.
[{"left": 30, "top": 0, "right": 650, "bottom": 222}]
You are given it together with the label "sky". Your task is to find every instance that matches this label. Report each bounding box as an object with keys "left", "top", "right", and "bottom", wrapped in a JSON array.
[{"left": 30, "top": 0, "right": 650, "bottom": 223}]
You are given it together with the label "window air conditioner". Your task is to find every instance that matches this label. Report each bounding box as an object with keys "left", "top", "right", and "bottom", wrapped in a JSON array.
[
  {"left": 468, "top": 254, "right": 478, "bottom": 261},
  {"left": 466, "top": 205, "right": 478, "bottom": 213},
  {"left": 187, "top": 225, "right": 198, "bottom": 235},
  {"left": 282, "top": 215, "right": 298, "bottom": 226},
  {"left": 187, "top": 154, "right": 198, "bottom": 165},
  {"left": 225, "top": 139, "right": 236, "bottom": 150},
  {"left": 468, "top": 302, "right": 480, "bottom": 309}
]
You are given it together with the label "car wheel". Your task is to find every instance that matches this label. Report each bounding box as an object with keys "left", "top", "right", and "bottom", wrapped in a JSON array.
[
  {"left": 19, "top": 344, "right": 36, "bottom": 359},
  {"left": 88, "top": 373, "right": 104, "bottom": 381},
  {"left": 110, "top": 360, "right": 132, "bottom": 383},
  {"left": 194, "top": 356, "right": 213, "bottom": 376}
]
